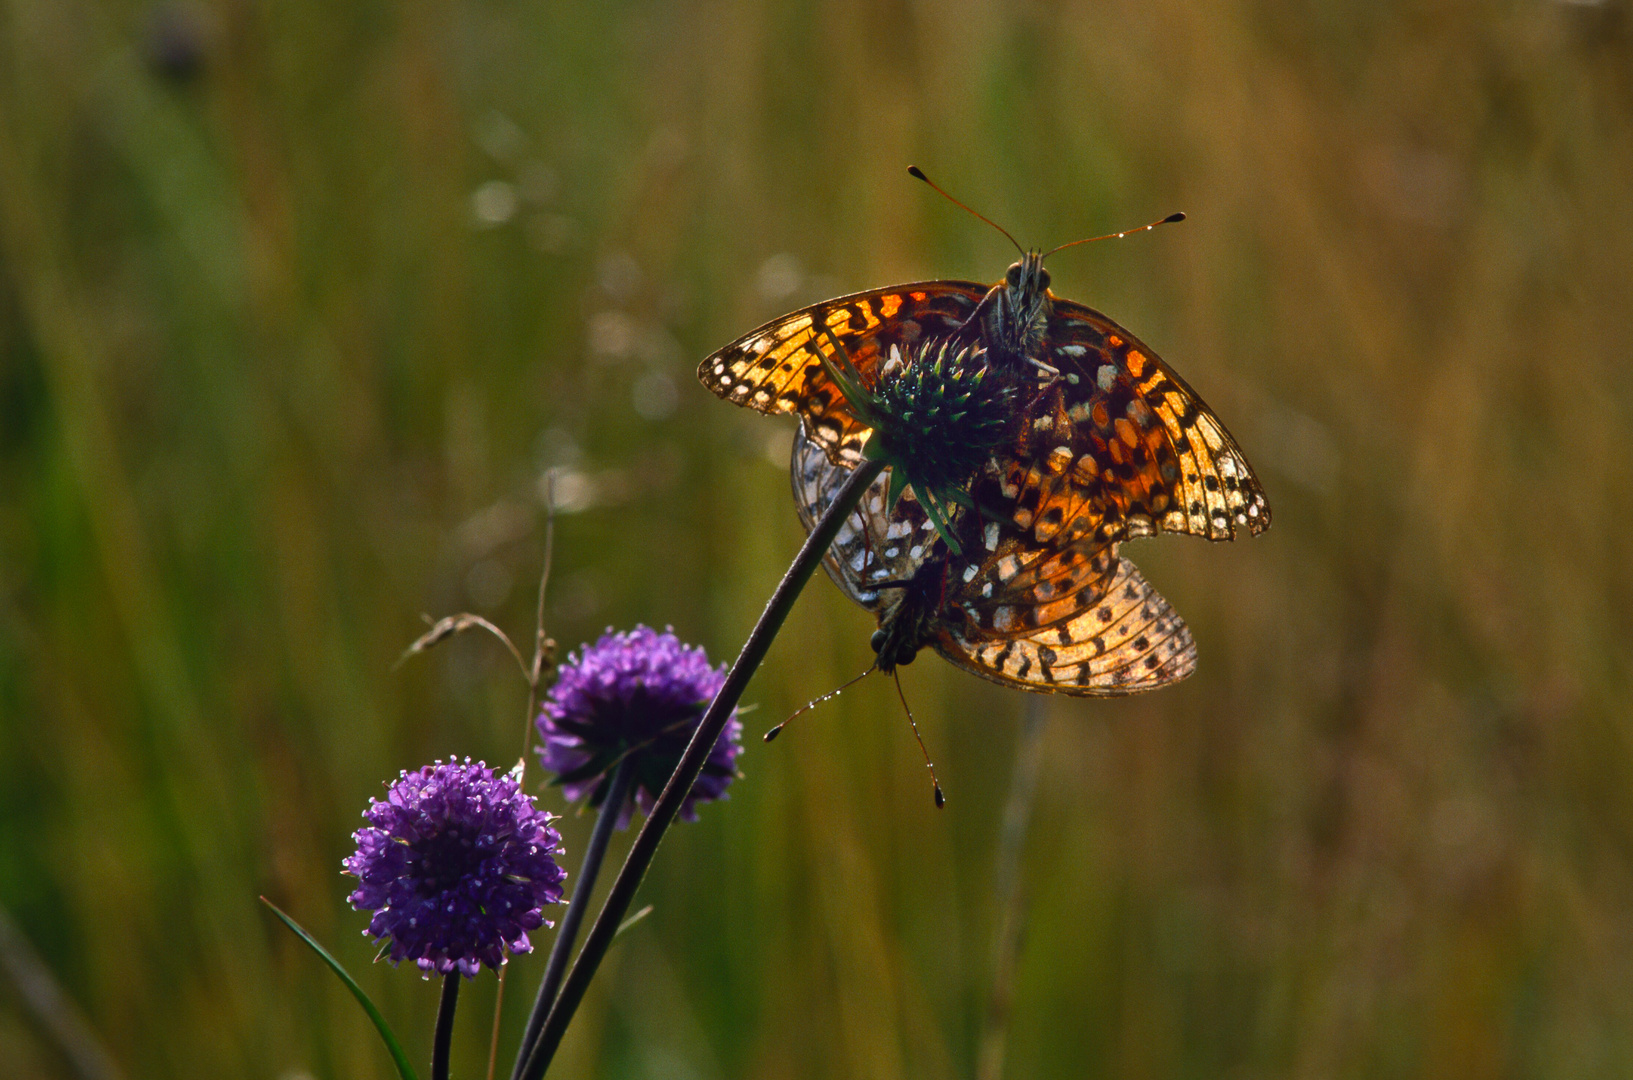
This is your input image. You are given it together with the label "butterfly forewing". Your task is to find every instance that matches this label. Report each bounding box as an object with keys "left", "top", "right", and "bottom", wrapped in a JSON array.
[
  {"left": 702, "top": 284, "right": 987, "bottom": 465},
  {"left": 992, "top": 300, "right": 1270, "bottom": 546}
]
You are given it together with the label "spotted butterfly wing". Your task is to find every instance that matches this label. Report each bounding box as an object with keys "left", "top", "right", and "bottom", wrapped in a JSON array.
[
  {"left": 938, "top": 555, "right": 1196, "bottom": 694},
  {"left": 791, "top": 424, "right": 938, "bottom": 608},
  {"left": 981, "top": 299, "right": 1270, "bottom": 551},
  {"left": 702, "top": 283, "right": 987, "bottom": 466},
  {"left": 791, "top": 425, "right": 1197, "bottom": 695}
]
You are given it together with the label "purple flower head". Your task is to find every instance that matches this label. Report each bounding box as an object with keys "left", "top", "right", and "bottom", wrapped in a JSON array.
[
  {"left": 538, "top": 625, "right": 743, "bottom": 826},
  {"left": 343, "top": 759, "right": 566, "bottom": 978}
]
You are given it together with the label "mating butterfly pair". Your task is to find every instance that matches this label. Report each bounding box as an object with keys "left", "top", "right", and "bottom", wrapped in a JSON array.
[{"left": 699, "top": 200, "right": 1268, "bottom": 695}]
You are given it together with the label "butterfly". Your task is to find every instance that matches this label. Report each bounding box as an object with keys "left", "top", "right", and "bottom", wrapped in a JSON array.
[
  {"left": 791, "top": 423, "right": 1197, "bottom": 694},
  {"left": 701, "top": 170, "right": 1269, "bottom": 692},
  {"left": 700, "top": 253, "right": 1269, "bottom": 548}
]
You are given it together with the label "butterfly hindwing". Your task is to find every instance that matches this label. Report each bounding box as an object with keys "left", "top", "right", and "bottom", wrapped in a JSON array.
[
  {"left": 792, "top": 424, "right": 939, "bottom": 610},
  {"left": 944, "top": 519, "right": 1125, "bottom": 637},
  {"left": 796, "top": 423, "right": 1167, "bottom": 677},
  {"left": 703, "top": 283, "right": 988, "bottom": 465},
  {"left": 936, "top": 555, "right": 1196, "bottom": 696}
]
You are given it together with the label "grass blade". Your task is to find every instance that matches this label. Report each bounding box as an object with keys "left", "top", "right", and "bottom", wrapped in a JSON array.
[{"left": 261, "top": 898, "right": 421, "bottom": 1080}]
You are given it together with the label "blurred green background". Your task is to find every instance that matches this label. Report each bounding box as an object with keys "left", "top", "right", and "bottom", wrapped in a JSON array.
[{"left": 3, "top": 0, "right": 1632, "bottom": 1077}]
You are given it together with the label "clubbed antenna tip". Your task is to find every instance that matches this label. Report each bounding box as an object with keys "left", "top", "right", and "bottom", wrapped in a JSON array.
[{"left": 907, "top": 165, "right": 1025, "bottom": 257}]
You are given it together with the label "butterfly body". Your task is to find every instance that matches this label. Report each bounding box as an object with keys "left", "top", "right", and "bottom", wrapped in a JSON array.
[{"left": 964, "top": 251, "right": 1054, "bottom": 365}]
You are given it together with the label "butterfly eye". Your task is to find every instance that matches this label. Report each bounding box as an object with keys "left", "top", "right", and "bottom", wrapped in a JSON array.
[
  {"left": 1037, "top": 267, "right": 1051, "bottom": 291},
  {"left": 870, "top": 629, "right": 888, "bottom": 654},
  {"left": 1005, "top": 263, "right": 1024, "bottom": 289}
]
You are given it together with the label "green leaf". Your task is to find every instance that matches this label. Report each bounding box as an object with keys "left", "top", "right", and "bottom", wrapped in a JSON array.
[
  {"left": 261, "top": 897, "right": 421, "bottom": 1080},
  {"left": 915, "top": 486, "right": 963, "bottom": 556},
  {"left": 885, "top": 466, "right": 909, "bottom": 511},
  {"left": 811, "top": 323, "right": 878, "bottom": 424}
]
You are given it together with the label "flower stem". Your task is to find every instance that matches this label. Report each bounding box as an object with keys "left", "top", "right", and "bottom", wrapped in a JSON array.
[
  {"left": 432, "top": 972, "right": 460, "bottom": 1080},
  {"left": 516, "top": 455, "right": 886, "bottom": 1080},
  {"left": 510, "top": 756, "right": 637, "bottom": 1080}
]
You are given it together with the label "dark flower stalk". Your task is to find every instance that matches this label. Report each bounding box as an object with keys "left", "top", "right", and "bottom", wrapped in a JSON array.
[
  {"left": 432, "top": 973, "right": 459, "bottom": 1080},
  {"left": 512, "top": 626, "right": 739, "bottom": 1076},
  {"left": 516, "top": 455, "right": 886, "bottom": 1080},
  {"left": 509, "top": 758, "right": 635, "bottom": 1080}
]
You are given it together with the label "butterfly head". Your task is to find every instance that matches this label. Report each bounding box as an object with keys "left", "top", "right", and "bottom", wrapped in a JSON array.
[{"left": 985, "top": 250, "right": 1053, "bottom": 360}]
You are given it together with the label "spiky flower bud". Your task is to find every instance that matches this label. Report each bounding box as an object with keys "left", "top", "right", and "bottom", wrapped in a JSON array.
[
  {"left": 814, "top": 333, "right": 1015, "bottom": 553},
  {"left": 866, "top": 338, "right": 1015, "bottom": 508}
]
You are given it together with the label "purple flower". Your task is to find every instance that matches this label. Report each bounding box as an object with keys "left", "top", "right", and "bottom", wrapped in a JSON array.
[
  {"left": 343, "top": 759, "right": 567, "bottom": 978},
  {"left": 538, "top": 626, "right": 743, "bottom": 826}
]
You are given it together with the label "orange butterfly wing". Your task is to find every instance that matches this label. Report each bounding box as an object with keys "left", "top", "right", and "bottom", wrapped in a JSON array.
[
  {"left": 700, "top": 283, "right": 988, "bottom": 465},
  {"left": 980, "top": 300, "right": 1270, "bottom": 553},
  {"left": 935, "top": 555, "right": 1197, "bottom": 696}
]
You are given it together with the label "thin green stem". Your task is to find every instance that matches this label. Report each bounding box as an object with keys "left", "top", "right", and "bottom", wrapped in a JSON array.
[
  {"left": 432, "top": 973, "right": 460, "bottom": 1080},
  {"left": 510, "top": 756, "right": 637, "bottom": 1079},
  {"left": 517, "top": 455, "right": 886, "bottom": 1080}
]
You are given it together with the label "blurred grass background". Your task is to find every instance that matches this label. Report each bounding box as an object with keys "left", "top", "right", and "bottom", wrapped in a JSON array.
[{"left": 2, "top": 0, "right": 1632, "bottom": 1076}]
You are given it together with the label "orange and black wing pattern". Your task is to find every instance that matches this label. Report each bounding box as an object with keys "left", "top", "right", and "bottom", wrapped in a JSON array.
[
  {"left": 791, "top": 425, "right": 1197, "bottom": 696},
  {"left": 700, "top": 283, "right": 987, "bottom": 465},
  {"left": 935, "top": 554, "right": 1196, "bottom": 695},
  {"left": 969, "top": 299, "right": 1270, "bottom": 556}
]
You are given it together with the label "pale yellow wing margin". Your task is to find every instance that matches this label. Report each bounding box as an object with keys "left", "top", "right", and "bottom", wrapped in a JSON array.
[{"left": 936, "top": 556, "right": 1196, "bottom": 696}]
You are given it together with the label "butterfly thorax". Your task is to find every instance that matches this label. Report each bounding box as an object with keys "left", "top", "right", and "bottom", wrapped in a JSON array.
[
  {"left": 968, "top": 250, "right": 1054, "bottom": 364},
  {"left": 868, "top": 565, "right": 947, "bottom": 673}
]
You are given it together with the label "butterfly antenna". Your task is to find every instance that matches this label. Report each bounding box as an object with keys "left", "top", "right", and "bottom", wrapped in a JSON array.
[
  {"left": 908, "top": 166, "right": 1025, "bottom": 258},
  {"left": 893, "top": 669, "right": 946, "bottom": 808},
  {"left": 764, "top": 664, "right": 876, "bottom": 742},
  {"left": 1042, "top": 212, "right": 1186, "bottom": 258}
]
